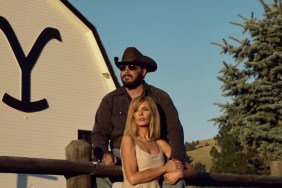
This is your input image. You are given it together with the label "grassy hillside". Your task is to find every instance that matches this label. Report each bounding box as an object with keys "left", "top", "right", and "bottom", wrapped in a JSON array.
[{"left": 187, "top": 138, "right": 218, "bottom": 172}]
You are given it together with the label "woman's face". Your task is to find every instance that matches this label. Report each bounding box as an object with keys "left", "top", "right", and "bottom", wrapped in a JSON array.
[{"left": 133, "top": 101, "right": 152, "bottom": 127}]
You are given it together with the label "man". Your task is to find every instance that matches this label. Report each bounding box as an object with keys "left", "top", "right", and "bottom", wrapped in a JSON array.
[{"left": 92, "top": 47, "right": 188, "bottom": 187}]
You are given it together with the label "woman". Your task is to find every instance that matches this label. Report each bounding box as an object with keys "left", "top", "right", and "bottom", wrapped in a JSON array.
[{"left": 121, "top": 96, "right": 195, "bottom": 188}]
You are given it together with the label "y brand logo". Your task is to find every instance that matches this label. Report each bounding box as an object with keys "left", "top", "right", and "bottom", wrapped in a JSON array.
[{"left": 0, "top": 16, "right": 62, "bottom": 112}]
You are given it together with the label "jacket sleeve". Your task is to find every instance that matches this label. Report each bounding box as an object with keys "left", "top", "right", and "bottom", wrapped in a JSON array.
[
  {"left": 158, "top": 93, "right": 187, "bottom": 163},
  {"left": 91, "top": 96, "right": 112, "bottom": 160}
]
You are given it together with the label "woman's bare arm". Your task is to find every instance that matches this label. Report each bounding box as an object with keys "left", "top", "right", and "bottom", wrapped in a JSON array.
[{"left": 121, "top": 134, "right": 182, "bottom": 185}]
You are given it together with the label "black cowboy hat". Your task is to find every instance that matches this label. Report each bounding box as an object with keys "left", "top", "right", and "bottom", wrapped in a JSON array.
[{"left": 114, "top": 47, "right": 157, "bottom": 72}]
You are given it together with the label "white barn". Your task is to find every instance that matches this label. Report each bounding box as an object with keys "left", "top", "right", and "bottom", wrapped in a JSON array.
[{"left": 0, "top": 0, "right": 119, "bottom": 187}]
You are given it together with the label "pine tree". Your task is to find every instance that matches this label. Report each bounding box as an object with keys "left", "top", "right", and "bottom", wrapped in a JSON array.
[{"left": 211, "top": 0, "right": 282, "bottom": 174}]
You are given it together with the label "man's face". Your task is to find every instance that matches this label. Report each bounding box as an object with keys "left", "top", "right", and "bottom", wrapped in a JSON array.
[{"left": 118, "top": 64, "right": 146, "bottom": 89}]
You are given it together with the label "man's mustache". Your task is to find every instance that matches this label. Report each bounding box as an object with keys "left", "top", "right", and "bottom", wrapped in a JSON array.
[{"left": 123, "top": 74, "right": 133, "bottom": 79}]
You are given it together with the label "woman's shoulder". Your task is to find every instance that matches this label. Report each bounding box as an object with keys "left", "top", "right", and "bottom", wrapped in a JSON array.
[
  {"left": 156, "top": 139, "right": 171, "bottom": 157},
  {"left": 156, "top": 139, "right": 170, "bottom": 149},
  {"left": 122, "top": 133, "right": 135, "bottom": 143},
  {"left": 156, "top": 139, "right": 168, "bottom": 145},
  {"left": 121, "top": 134, "right": 136, "bottom": 153}
]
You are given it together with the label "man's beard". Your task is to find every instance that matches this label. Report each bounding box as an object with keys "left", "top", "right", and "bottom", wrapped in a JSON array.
[{"left": 121, "top": 73, "right": 143, "bottom": 89}]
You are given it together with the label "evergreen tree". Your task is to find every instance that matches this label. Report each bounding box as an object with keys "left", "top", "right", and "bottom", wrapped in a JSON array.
[{"left": 211, "top": 0, "right": 282, "bottom": 174}]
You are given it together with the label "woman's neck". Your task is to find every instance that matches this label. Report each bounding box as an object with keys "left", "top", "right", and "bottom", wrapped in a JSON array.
[{"left": 138, "top": 128, "right": 152, "bottom": 141}]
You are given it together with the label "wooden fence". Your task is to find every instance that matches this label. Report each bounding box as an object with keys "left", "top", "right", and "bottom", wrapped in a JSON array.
[{"left": 0, "top": 140, "right": 282, "bottom": 188}]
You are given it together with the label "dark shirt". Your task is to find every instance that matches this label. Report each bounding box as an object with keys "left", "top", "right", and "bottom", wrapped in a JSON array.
[{"left": 91, "top": 82, "right": 187, "bottom": 162}]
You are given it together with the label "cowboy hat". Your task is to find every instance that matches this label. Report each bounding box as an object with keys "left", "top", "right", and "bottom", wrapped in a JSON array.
[{"left": 114, "top": 47, "right": 157, "bottom": 72}]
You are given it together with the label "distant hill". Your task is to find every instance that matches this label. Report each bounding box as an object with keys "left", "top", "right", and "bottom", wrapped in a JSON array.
[{"left": 187, "top": 138, "right": 218, "bottom": 172}]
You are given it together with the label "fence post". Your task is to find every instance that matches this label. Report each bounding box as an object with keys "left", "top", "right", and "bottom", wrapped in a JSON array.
[
  {"left": 270, "top": 161, "right": 282, "bottom": 176},
  {"left": 65, "top": 140, "right": 92, "bottom": 188}
]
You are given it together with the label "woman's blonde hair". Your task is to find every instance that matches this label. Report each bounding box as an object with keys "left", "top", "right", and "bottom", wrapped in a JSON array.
[{"left": 124, "top": 96, "right": 160, "bottom": 140}]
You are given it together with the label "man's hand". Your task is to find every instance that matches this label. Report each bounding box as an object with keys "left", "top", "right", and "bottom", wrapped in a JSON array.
[
  {"left": 163, "top": 161, "right": 197, "bottom": 185},
  {"left": 102, "top": 153, "right": 117, "bottom": 165},
  {"left": 163, "top": 170, "right": 183, "bottom": 185},
  {"left": 164, "top": 159, "right": 183, "bottom": 173}
]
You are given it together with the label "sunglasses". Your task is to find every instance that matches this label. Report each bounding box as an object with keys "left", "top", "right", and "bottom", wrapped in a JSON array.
[{"left": 118, "top": 64, "right": 139, "bottom": 71}]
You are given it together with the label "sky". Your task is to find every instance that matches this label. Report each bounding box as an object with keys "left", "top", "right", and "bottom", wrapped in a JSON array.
[{"left": 68, "top": 0, "right": 272, "bottom": 142}]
